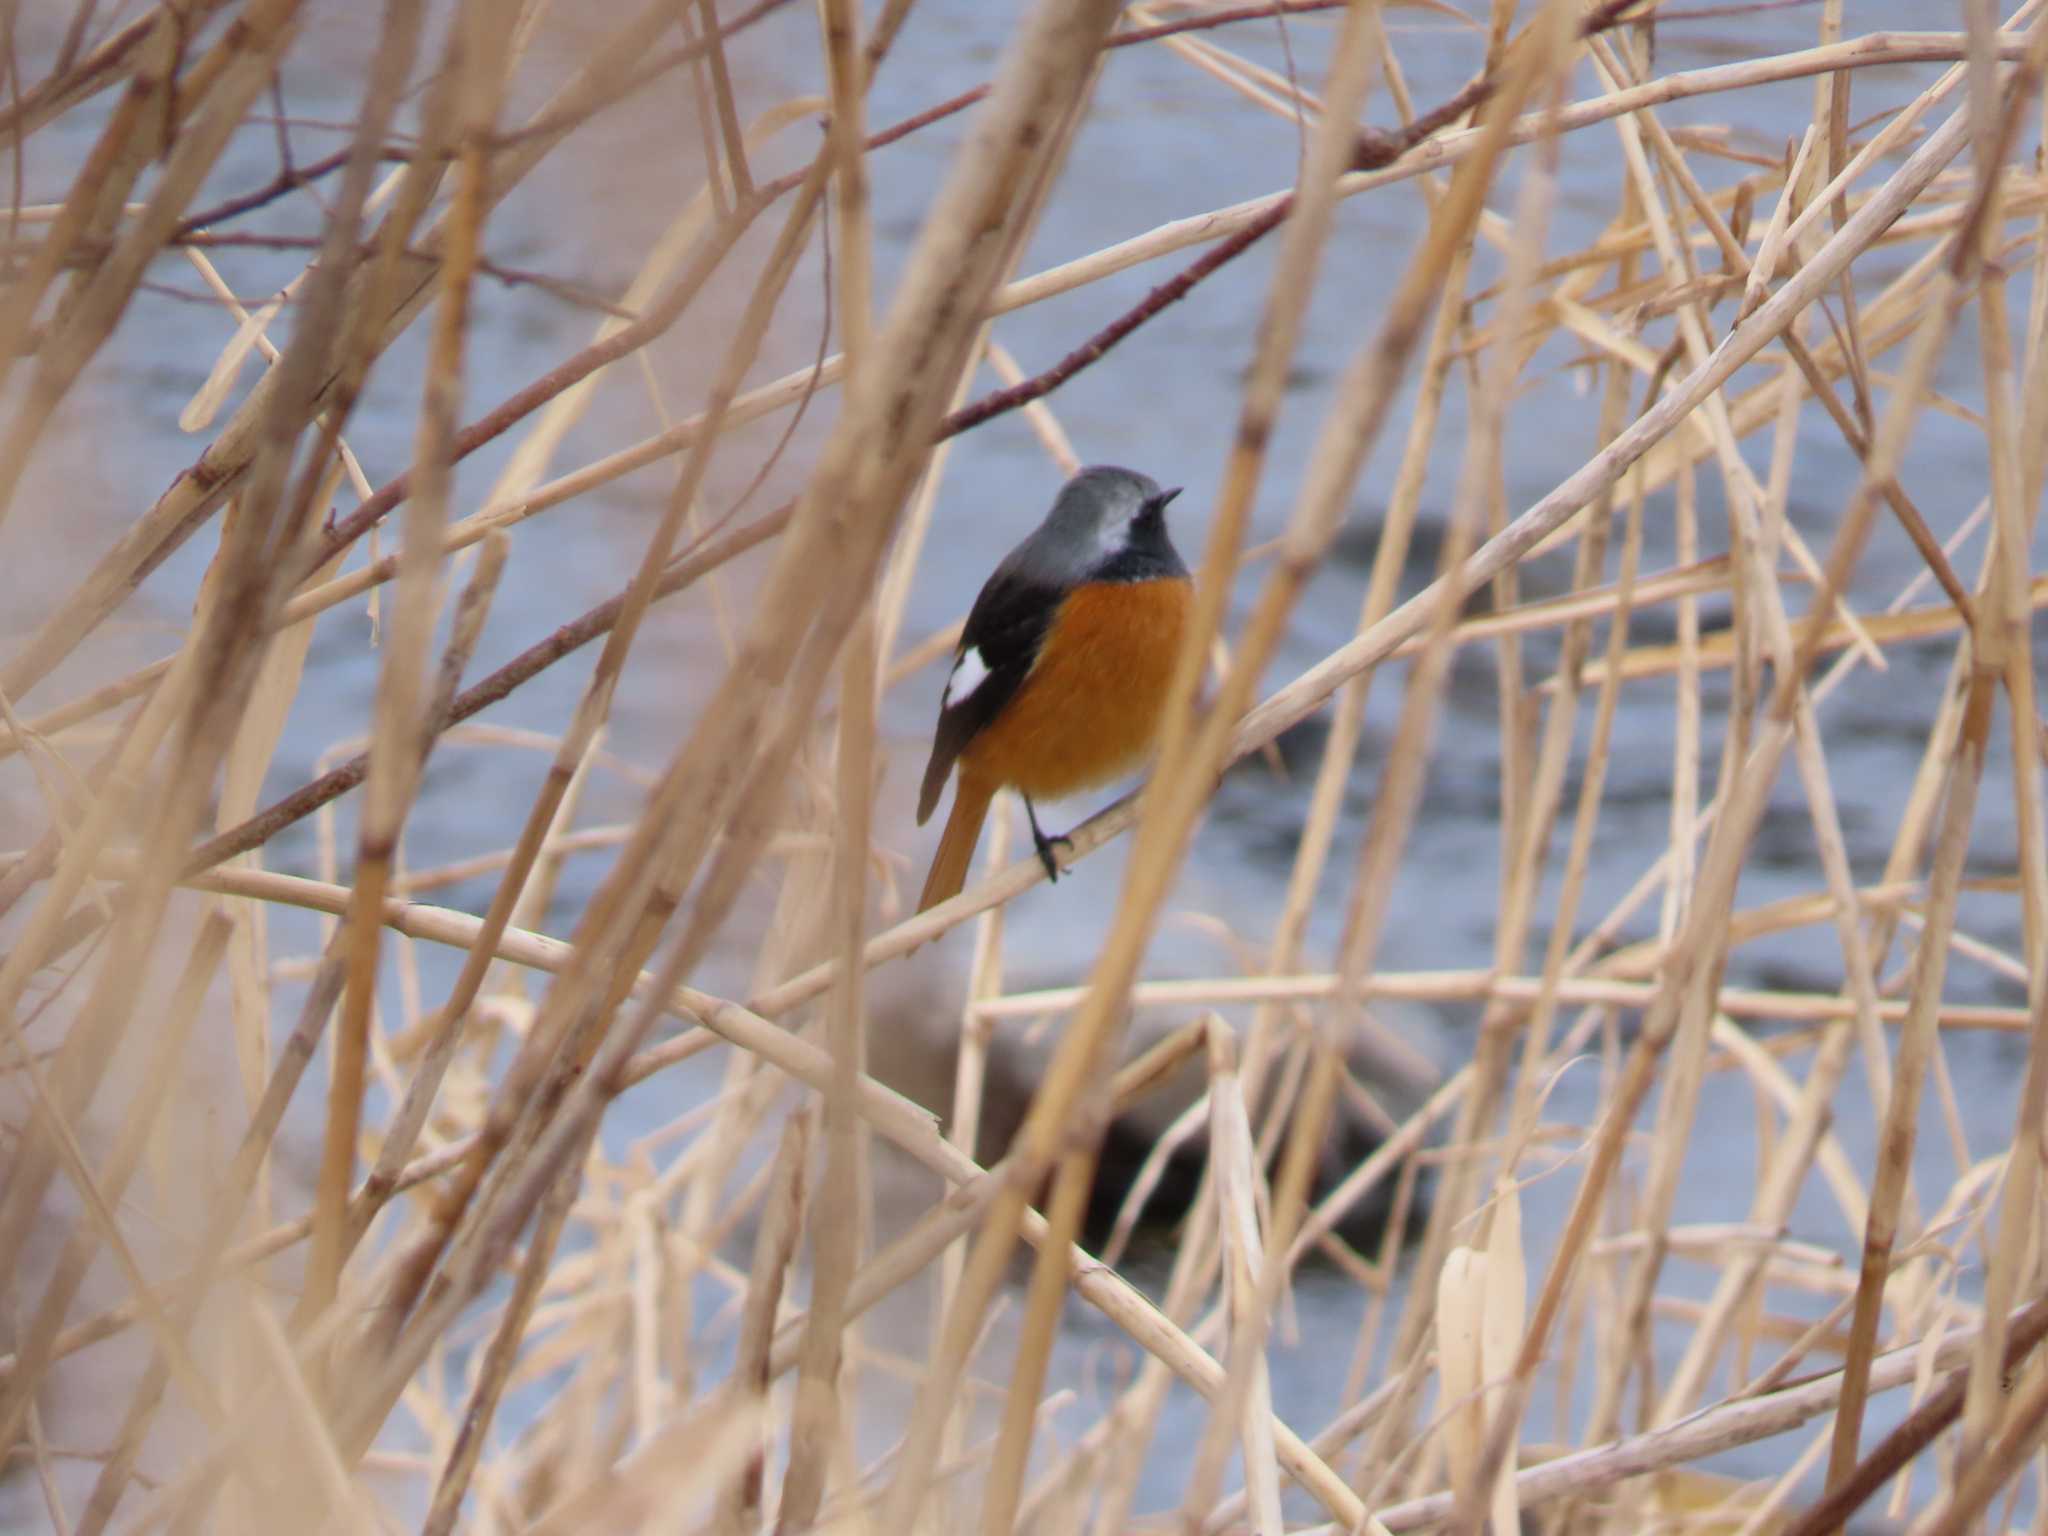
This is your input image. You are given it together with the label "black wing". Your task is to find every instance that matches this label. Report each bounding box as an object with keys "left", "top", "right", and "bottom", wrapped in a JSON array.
[{"left": 916, "top": 566, "right": 1062, "bottom": 823}]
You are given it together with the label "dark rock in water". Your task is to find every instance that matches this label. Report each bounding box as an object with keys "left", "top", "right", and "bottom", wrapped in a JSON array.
[
  {"left": 865, "top": 963, "right": 1445, "bottom": 1260},
  {"left": 1082, "top": 1078, "right": 1431, "bottom": 1256}
]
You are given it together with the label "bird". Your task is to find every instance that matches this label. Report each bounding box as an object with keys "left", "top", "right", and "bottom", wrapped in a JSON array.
[{"left": 916, "top": 465, "right": 1194, "bottom": 913}]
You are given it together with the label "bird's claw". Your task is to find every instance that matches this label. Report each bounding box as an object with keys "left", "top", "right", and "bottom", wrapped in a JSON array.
[{"left": 1032, "top": 828, "right": 1073, "bottom": 882}]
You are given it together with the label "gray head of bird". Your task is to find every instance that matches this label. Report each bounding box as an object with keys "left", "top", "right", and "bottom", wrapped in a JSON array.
[{"left": 1039, "top": 464, "right": 1184, "bottom": 566}]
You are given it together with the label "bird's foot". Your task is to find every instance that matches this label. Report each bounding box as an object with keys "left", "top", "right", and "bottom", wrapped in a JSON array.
[{"left": 1032, "top": 826, "right": 1074, "bottom": 882}]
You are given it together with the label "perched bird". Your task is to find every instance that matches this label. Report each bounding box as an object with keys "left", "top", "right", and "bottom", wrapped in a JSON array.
[{"left": 916, "top": 465, "right": 1194, "bottom": 912}]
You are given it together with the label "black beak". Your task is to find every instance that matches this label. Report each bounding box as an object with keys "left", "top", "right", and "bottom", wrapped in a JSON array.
[{"left": 1155, "top": 486, "right": 1184, "bottom": 510}]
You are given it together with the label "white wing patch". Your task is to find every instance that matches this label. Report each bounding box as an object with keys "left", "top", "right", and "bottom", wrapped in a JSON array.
[{"left": 944, "top": 646, "right": 992, "bottom": 708}]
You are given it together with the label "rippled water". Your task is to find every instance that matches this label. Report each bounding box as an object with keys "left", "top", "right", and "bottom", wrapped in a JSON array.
[{"left": 4, "top": 0, "right": 2042, "bottom": 1519}]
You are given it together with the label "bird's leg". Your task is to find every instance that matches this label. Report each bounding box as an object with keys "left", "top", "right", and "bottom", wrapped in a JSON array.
[{"left": 1022, "top": 796, "right": 1072, "bottom": 882}]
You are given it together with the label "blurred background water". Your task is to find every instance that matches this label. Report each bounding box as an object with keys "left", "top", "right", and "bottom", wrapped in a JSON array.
[{"left": 3, "top": 0, "right": 2042, "bottom": 1522}]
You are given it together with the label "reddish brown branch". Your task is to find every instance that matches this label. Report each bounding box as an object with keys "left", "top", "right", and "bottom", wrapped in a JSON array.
[
  {"left": 303, "top": 186, "right": 769, "bottom": 577},
  {"left": 186, "top": 506, "right": 790, "bottom": 873},
  {"left": 172, "top": 146, "right": 408, "bottom": 238},
  {"left": 1777, "top": 1295, "right": 2048, "bottom": 1536},
  {"left": 940, "top": 75, "right": 1490, "bottom": 439}
]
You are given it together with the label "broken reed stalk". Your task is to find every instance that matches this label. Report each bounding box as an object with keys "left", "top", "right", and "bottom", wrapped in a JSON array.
[{"left": 11, "top": 4, "right": 2048, "bottom": 1535}]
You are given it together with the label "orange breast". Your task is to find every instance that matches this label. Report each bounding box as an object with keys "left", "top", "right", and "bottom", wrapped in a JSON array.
[{"left": 959, "top": 576, "right": 1192, "bottom": 802}]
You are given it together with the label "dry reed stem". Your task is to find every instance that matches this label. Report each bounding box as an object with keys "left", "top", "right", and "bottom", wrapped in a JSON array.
[
  {"left": 1173, "top": 1021, "right": 1280, "bottom": 1535},
  {"left": 0, "top": 913, "right": 230, "bottom": 1451},
  {"left": 715, "top": 1109, "right": 810, "bottom": 1536},
  {"left": 1952, "top": 107, "right": 2048, "bottom": 1499},
  {"left": 1338, "top": 1298, "right": 2048, "bottom": 1536},
  {"left": 775, "top": 603, "right": 878, "bottom": 1529},
  {"left": 1825, "top": 26, "right": 2048, "bottom": 1489},
  {"left": 418, "top": 1160, "right": 577, "bottom": 1536},
  {"left": 306, "top": 0, "right": 507, "bottom": 1326}
]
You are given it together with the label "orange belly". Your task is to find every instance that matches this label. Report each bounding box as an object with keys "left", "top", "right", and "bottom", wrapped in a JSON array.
[{"left": 959, "top": 576, "right": 1192, "bottom": 801}]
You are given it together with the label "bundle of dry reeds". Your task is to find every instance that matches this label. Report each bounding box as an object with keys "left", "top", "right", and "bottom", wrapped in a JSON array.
[{"left": 5, "top": 0, "right": 2048, "bottom": 1531}]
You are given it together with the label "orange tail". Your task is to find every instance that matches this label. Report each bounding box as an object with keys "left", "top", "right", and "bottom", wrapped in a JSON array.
[{"left": 918, "top": 774, "right": 996, "bottom": 912}]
